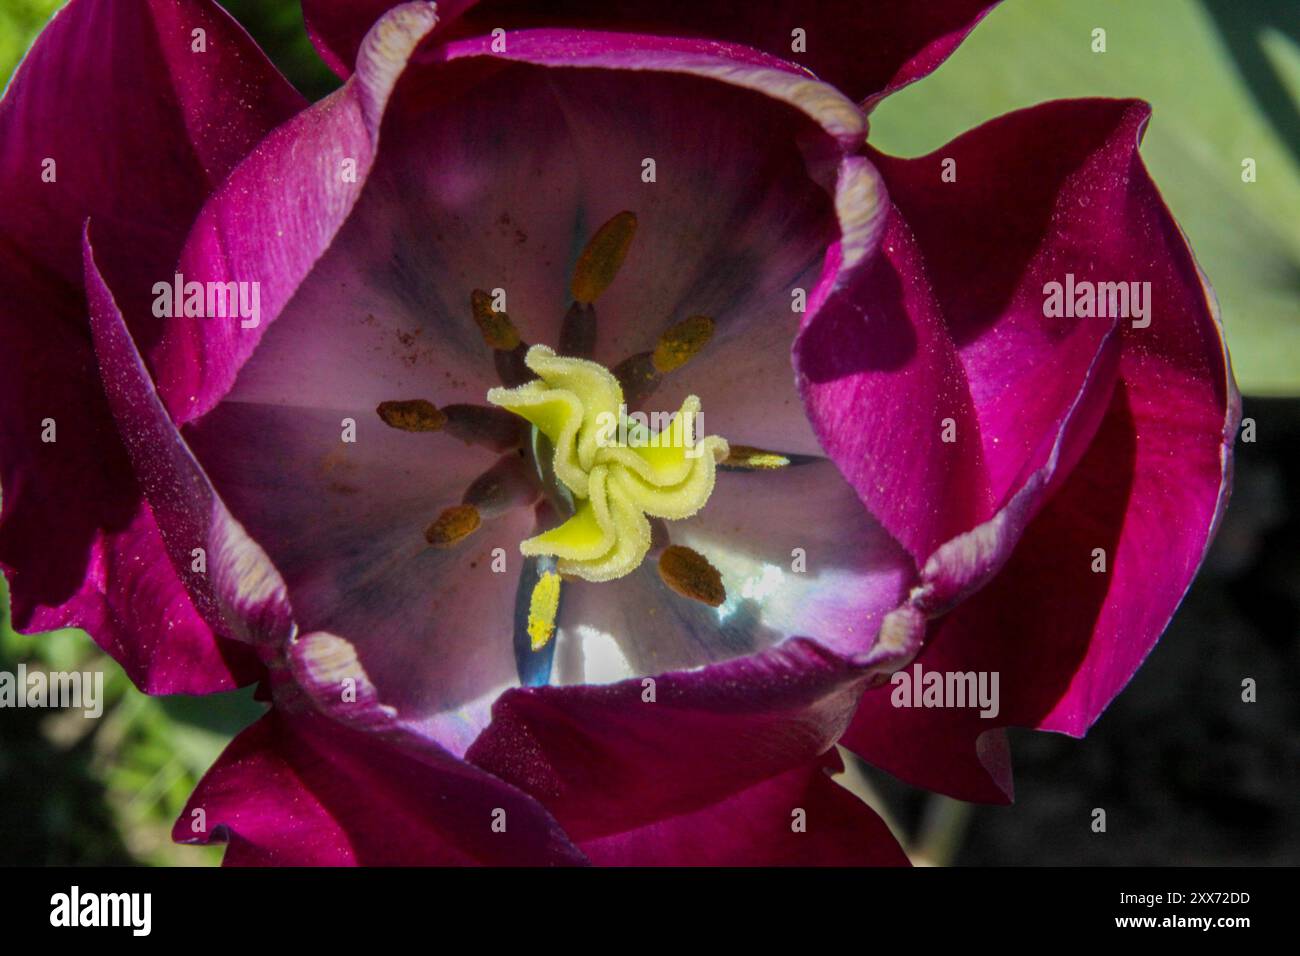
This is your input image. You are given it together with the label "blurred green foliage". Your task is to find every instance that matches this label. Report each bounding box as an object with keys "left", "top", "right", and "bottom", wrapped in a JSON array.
[
  {"left": 0, "top": 577, "right": 265, "bottom": 865},
  {"left": 219, "top": 0, "right": 339, "bottom": 100},
  {"left": 0, "top": 0, "right": 60, "bottom": 95}
]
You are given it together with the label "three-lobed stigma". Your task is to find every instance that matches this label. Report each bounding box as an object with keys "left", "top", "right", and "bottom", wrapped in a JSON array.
[{"left": 487, "top": 345, "right": 728, "bottom": 583}]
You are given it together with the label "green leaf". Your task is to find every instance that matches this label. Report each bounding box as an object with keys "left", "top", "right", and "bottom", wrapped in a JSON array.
[
  {"left": 0, "top": 0, "right": 61, "bottom": 94},
  {"left": 869, "top": 0, "right": 1300, "bottom": 396}
]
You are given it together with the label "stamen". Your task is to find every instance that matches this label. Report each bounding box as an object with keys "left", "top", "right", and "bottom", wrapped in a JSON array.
[
  {"left": 652, "top": 315, "right": 714, "bottom": 373},
  {"left": 723, "top": 445, "right": 791, "bottom": 470},
  {"left": 558, "top": 300, "right": 596, "bottom": 357},
  {"left": 657, "top": 545, "right": 726, "bottom": 607},
  {"left": 571, "top": 211, "right": 637, "bottom": 304},
  {"left": 462, "top": 454, "right": 540, "bottom": 518},
  {"left": 376, "top": 398, "right": 446, "bottom": 432},
  {"left": 495, "top": 344, "right": 534, "bottom": 388},
  {"left": 611, "top": 351, "right": 660, "bottom": 408},
  {"left": 526, "top": 569, "right": 562, "bottom": 650},
  {"left": 470, "top": 289, "right": 522, "bottom": 351},
  {"left": 440, "top": 403, "right": 526, "bottom": 451},
  {"left": 424, "top": 503, "right": 480, "bottom": 547}
]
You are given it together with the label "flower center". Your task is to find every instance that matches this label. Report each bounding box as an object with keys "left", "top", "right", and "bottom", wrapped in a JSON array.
[
  {"left": 374, "top": 210, "right": 794, "bottom": 660},
  {"left": 487, "top": 345, "right": 729, "bottom": 583}
]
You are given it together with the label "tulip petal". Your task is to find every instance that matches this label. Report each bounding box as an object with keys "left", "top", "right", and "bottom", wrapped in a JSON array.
[
  {"left": 797, "top": 101, "right": 1191, "bottom": 565},
  {"left": 795, "top": 210, "right": 993, "bottom": 561},
  {"left": 302, "top": 0, "right": 475, "bottom": 77},
  {"left": 84, "top": 231, "right": 294, "bottom": 650},
  {"left": 833, "top": 100, "right": 1237, "bottom": 800},
  {"left": 466, "top": 637, "right": 909, "bottom": 841},
  {"left": 0, "top": 0, "right": 301, "bottom": 692},
  {"left": 183, "top": 395, "right": 532, "bottom": 753},
  {"left": 581, "top": 751, "right": 909, "bottom": 866},
  {"left": 154, "top": 1, "right": 442, "bottom": 424},
  {"left": 304, "top": 0, "right": 999, "bottom": 105},
  {"left": 174, "top": 708, "right": 586, "bottom": 865}
]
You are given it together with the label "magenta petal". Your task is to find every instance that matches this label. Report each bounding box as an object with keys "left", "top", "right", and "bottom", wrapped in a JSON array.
[
  {"left": 910, "top": 329, "right": 1120, "bottom": 615},
  {"left": 796, "top": 210, "right": 991, "bottom": 562},
  {"left": 84, "top": 232, "right": 293, "bottom": 651},
  {"left": 0, "top": 0, "right": 302, "bottom": 297},
  {"left": 581, "top": 752, "right": 909, "bottom": 866},
  {"left": 861, "top": 105, "right": 1167, "bottom": 512},
  {"left": 839, "top": 101, "right": 1236, "bottom": 801},
  {"left": 0, "top": 0, "right": 300, "bottom": 691},
  {"left": 304, "top": 0, "right": 998, "bottom": 105},
  {"left": 797, "top": 100, "right": 1202, "bottom": 566},
  {"left": 174, "top": 709, "right": 586, "bottom": 865},
  {"left": 154, "top": 2, "right": 442, "bottom": 424},
  {"left": 303, "top": 0, "right": 477, "bottom": 77},
  {"left": 434, "top": 28, "right": 865, "bottom": 150},
  {"left": 302, "top": 0, "right": 405, "bottom": 76},
  {"left": 185, "top": 384, "right": 533, "bottom": 749},
  {"left": 1, "top": 250, "right": 259, "bottom": 693},
  {"left": 466, "top": 638, "right": 901, "bottom": 841},
  {"left": 466, "top": 1, "right": 998, "bottom": 108}
]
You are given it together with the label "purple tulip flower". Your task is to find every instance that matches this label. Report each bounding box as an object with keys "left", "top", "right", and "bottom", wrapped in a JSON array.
[{"left": 0, "top": 0, "right": 1237, "bottom": 865}]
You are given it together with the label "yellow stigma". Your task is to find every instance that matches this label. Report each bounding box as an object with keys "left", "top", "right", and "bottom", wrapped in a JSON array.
[
  {"left": 486, "top": 345, "right": 729, "bottom": 582},
  {"left": 571, "top": 211, "right": 637, "bottom": 304},
  {"left": 526, "top": 570, "right": 562, "bottom": 650}
]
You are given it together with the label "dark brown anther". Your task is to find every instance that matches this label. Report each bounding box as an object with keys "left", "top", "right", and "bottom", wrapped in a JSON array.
[
  {"left": 722, "top": 445, "right": 791, "bottom": 470},
  {"left": 470, "top": 289, "right": 521, "bottom": 350},
  {"left": 376, "top": 399, "right": 446, "bottom": 432},
  {"left": 424, "top": 504, "right": 481, "bottom": 547},
  {"left": 657, "top": 545, "right": 726, "bottom": 607},
  {"left": 652, "top": 315, "right": 714, "bottom": 373},
  {"left": 571, "top": 211, "right": 637, "bottom": 303}
]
